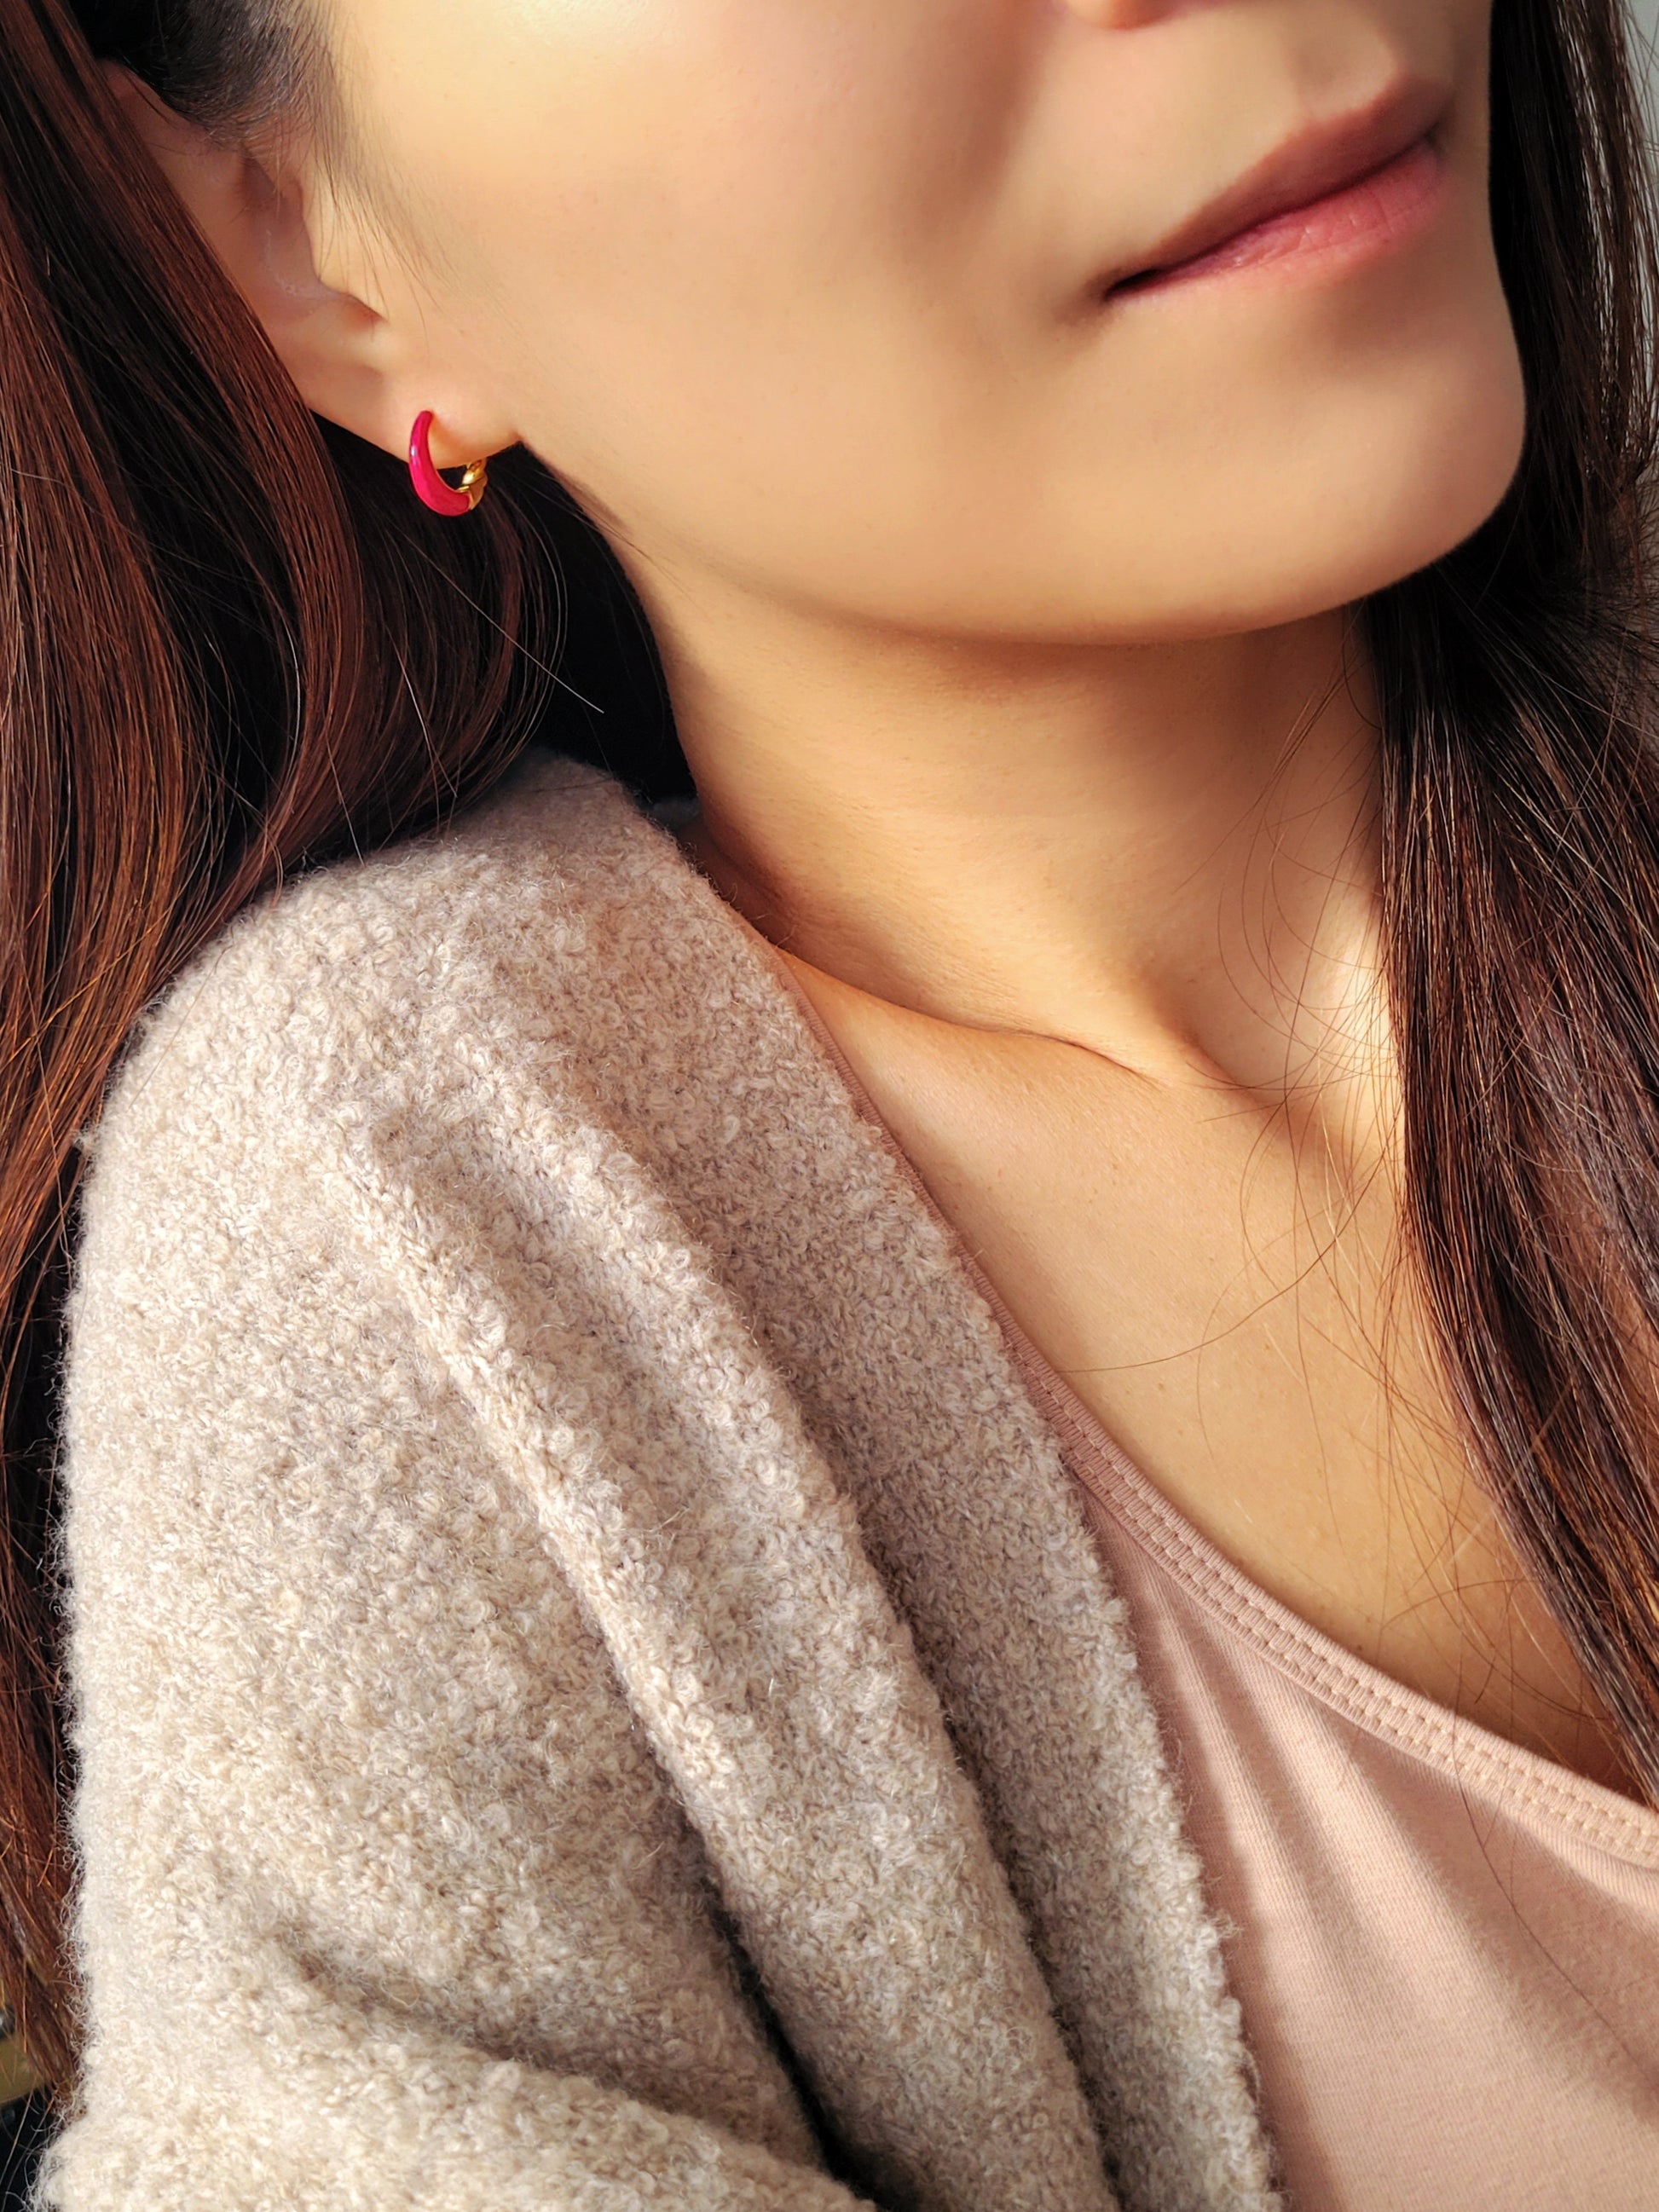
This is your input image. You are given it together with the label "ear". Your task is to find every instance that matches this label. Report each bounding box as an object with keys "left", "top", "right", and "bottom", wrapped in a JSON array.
[{"left": 101, "top": 66, "right": 512, "bottom": 471}]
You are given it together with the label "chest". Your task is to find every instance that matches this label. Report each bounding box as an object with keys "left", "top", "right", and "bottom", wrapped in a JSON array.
[{"left": 785, "top": 962, "right": 1643, "bottom": 1799}]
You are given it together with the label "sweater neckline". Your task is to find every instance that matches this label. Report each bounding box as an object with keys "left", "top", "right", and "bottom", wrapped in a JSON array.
[{"left": 650, "top": 809, "right": 1659, "bottom": 1862}]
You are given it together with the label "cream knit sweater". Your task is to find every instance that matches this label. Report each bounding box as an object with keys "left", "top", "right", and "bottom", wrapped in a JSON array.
[{"left": 45, "top": 751, "right": 1280, "bottom": 2212}]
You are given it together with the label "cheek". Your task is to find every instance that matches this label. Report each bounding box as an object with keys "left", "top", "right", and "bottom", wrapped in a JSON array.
[
  {"left": 346, "top": 0, "right": 1038, "bottom": 568},
  {"left": 513, "top": 181, "right": 1524, "bottom": 647},
  {"left": 353, "top": 0, "right": 997, "bottom": 383},
  {"left": 1070, "top": 286, "right": 1526, "bottom": 640},
  {"left": 358, "top": 0, "right": 1523, "bottom": 644}
]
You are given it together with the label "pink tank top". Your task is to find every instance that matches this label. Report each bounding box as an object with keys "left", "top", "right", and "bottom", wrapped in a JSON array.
[{"left": 1003, "top": 1331, "right": 1659, "bottom": 2212}]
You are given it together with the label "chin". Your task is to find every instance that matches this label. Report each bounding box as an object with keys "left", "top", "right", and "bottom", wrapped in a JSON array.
[
  {"left": 1317, "top": 416, "right": 1524, "bottom": 619},
  {"left": 1294, "top": 312, "right": 1531, "bottom": 612},
  {"left": 1073, "top": 222, "right": 1533, "bottom": 638},
  {"left": 1162, "top": 348, "right": 1530, "bottom": 639}
]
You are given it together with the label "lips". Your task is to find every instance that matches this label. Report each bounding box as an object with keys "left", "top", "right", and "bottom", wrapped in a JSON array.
[{"left": 1101, "top": 75, "right": 1452, "bottom": 297}]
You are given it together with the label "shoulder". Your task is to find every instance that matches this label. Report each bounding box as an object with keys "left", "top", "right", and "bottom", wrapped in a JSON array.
[
  {"left": 66, "top": 742, "right": 835, "bottom": 1393},
  {"left": 60, "top": 746, "right": 761, "bottom": 1603},
  {"left": 63, "top": 748, "right": 752, "bottom": 1419},
  {"left": 80, "top": 750, "right": 698, "bottom": 1198}
]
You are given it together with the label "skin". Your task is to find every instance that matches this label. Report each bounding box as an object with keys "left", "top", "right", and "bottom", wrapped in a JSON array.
[{"left": 111, "top": 0, "right": 1643, "bottom": 1795}]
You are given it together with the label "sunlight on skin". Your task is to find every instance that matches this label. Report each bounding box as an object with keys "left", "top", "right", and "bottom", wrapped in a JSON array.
[
  {"left": 269, "top": 0, "right": 1523, "bottom": 1124},
  {"left": 317, "top": 0, "right": 1517, "bottom": 639},
  {"left": 114, "top": 0, "right": 1628, "bottom": 1783}
]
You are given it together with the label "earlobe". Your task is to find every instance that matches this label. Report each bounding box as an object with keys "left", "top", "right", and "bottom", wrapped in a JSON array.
[{"left": 97, "top": 63, "right": 509, "bottom": 476}]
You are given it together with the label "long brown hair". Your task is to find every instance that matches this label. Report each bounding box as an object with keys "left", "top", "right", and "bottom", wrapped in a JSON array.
[
  {"left": 0, "top": 0, "right": 1657, "bottom": 2097},
  {"left": 0, "top": 0, "right": 553, "bottom": 2080},
  {"left": 1367, "top": 0, "right": 1659, "bottom": 1797}
]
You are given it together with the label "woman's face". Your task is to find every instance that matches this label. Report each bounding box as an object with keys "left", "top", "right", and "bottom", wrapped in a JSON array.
[{"left": 312, "top": 0, "right": 1523, "bottom": 644}]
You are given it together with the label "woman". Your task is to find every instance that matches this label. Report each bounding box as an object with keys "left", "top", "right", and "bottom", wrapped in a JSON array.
[{"left": 0, "top": 0, "right": 1654, "bottom": 2202}]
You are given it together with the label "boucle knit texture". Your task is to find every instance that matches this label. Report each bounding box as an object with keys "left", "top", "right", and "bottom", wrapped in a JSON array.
[{"left": 47, "top": 750, "right": 1280, "bottom": 2212}]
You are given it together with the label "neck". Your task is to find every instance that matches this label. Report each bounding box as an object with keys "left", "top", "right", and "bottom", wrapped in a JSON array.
[{"left": 660, "top": 586, "right": 1390, "bottom": 1140}]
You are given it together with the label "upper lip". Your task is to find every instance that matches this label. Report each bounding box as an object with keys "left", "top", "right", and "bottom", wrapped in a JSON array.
[{"left": 1105, "top": 74, "right": 1451, "bottom": 292}]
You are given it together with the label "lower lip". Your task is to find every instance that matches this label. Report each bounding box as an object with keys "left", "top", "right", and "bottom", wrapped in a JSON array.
[{"left": 1109, "top": 134, "right": 1448, "bottom": 302}]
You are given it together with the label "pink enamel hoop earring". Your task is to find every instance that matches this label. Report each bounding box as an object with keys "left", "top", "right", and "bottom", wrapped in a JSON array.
[{"left": 408, "top": 410, "right": 490, "bottom": 517}]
